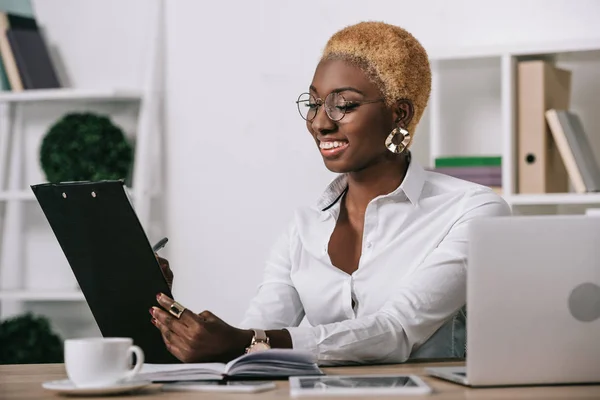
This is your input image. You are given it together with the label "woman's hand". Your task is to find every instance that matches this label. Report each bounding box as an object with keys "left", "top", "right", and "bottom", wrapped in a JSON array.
[
  {"left": 156, "top": 255, "right": 174, "bottom": 290},
  {"left": 150, "top": 293, "right": 253, "bottom": 363}
]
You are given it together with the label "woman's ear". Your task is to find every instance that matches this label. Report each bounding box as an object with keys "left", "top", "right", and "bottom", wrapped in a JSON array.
[{"left": 393, "top": 99, "right": 414, "bottom": 129}]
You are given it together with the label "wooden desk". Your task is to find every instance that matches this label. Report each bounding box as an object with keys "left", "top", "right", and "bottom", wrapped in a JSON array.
[{"left": 1, "top": 361, "right": 600, "bottom": 399}]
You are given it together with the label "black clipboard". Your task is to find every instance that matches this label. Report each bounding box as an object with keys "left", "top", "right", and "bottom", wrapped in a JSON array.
[{"left": 31, "top": 180, "right": 180, "bottom": 364}]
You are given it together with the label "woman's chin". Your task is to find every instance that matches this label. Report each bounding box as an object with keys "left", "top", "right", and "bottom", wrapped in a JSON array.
[{"left": 322, "top": 158, "right": 354, "bottom": 174}]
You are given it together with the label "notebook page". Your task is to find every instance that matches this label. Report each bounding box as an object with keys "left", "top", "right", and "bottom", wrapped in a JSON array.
[{"left": 139, "top": 362, "right": 226, "bottom": 381}]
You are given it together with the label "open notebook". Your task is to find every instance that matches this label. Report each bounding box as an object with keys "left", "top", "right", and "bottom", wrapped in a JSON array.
[{"left": 139, "top": 349, "right": 324, "bottom": 382}]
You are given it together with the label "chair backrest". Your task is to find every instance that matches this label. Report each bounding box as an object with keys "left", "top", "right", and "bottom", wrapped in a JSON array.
[{"left": 409, "top": 305, "right": 466, "bottom": 360}]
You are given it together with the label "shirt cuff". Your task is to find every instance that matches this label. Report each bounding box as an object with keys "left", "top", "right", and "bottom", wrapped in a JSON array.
[{"left": 285, "top": 326, "right": 319, "bottom": 358}]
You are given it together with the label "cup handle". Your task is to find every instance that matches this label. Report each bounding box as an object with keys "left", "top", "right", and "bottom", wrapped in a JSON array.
[{"left": 123, "top": 345, "right": 145, "bottom": 381}]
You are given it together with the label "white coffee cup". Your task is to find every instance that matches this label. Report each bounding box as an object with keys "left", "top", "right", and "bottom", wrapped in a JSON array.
[{"left": 64, "top": 337, "right": 144, "bottom": 388}]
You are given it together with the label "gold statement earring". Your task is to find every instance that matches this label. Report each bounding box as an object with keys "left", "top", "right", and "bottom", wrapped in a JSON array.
[{"left": 385, "top": 126, "right": 411, "bottom": 154}]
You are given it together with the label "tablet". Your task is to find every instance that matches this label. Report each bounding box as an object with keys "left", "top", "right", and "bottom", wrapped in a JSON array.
[
  {"left": 31, "top": 180, "right": 179, "bottom": 364},
  {"left": 289, "top": 374, "right": 432, "bottom": 396}
]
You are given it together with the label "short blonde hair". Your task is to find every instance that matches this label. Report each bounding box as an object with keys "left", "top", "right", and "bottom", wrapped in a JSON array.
[{"left": 321, "top": 21, "right": 431, "bottom": 135}]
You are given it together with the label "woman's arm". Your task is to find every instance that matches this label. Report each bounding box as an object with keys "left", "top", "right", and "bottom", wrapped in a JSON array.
[
  {"left": 239, "top": 219, "right": 305, "bottom": 330},
  {"left": 150, "top": 219, "right": 303, "bottom": 363}
]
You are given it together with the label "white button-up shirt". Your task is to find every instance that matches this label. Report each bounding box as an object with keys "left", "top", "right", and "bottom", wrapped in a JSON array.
[{"left": 240, "top": 158, "right": 511, "bottom": 365}]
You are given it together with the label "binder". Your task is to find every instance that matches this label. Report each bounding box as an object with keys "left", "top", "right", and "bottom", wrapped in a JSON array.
[
  {"left": 6, "top": 28, "right": 61, "bottom": 89},
  {"left": 517, "top": 60, "right": 571, "bottom": 194},
  {"left": 31, "top": 180, "right": 179, "bottom": 364},
  {"left": 546, "top": 109, "right": 600, "bottom": 193}
]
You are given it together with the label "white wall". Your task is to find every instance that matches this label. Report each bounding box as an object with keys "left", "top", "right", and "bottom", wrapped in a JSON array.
[
  {"left": 165, "top": 0, "right": 600, "bottom": 325},
  {"left": 32, "top": 0, "right": 157, "bottom": 91}
]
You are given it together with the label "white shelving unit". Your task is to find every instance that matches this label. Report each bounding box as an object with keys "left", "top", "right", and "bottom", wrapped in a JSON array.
[
  {"left": 0, "top": 191, "right": 35, "bottom": 201},
  {"left": 506, "top": 193, "right": 600, "bottom": 207},
  {"left": 427, "top": 40, "right": 600, "bottom": 212},
  {"left": 0, "top": 290, "right": 85, "bottom": 301},
  {"left": 0, "top": 89, "right": 157, "bottom": 310},
  {"left": 0, "top": 88, "right": 142, "bottom": 103},
  {"left": 0, "top": 0, "right": 165, "bottom": 326}
]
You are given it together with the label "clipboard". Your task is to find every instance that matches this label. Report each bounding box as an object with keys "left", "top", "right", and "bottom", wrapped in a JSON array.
[{"left": 31, "top": 180, "right": 179, "bottom": 364}]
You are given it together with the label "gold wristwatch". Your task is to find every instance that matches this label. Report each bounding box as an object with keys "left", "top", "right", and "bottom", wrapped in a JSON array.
[{"left": 245, "top": 329, "right": 271, "bottom": 354}]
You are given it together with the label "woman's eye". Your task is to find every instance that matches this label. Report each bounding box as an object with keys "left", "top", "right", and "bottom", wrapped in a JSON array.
[
  {"left": 336, "top": 103, "right": 359, "bottom": 111},
  {"left": 305, "top": 103, "right": 318, "bottom": 110}
]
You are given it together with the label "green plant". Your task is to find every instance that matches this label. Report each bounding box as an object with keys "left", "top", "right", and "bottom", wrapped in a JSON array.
[
  {"left": 0, "top": 313, "right": 63, "bottom": 364},
  {"left": 40, "top": 112, "right": 133, "bottom": 183}
]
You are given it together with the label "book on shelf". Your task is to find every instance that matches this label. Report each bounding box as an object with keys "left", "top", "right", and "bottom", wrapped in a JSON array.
[
  {"left": 0, "top": 55, "right": 9, "bottom": 90},
  {"left": 545, "top": 109, "right": 600, "bottom": 193},
  {"left": 517, "top": 60, "right": 571, "bottom": 194},
  {"left": 0, "top": 12, "right": 37, "bottom": 91},
  {"left": 432, "top": 166, "right": 501, "bottom": 187},
  {"left": 434, "top": 155, "right": 501, "bottom": 168},
  {"left": 0, "top": 11, "right": 60, "bottom": 91},
  {"left": 7, "top": 28, "right": 61, "bottom": 89},
  {"left": 430, "top": 156, "right": 502, "bottom": 191},
  {"left": 139, "top": 349, "right": 324, "bottom": 382}
]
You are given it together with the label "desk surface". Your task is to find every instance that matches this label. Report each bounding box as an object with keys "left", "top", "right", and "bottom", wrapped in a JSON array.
[{"left": 2, "top": 361, "right": 600, "bottom": 399}]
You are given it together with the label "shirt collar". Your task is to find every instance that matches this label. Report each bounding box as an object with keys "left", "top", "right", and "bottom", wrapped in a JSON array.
[
  {"left": 316, "top": 153, "right": 426, "bottom": 212},
  {"left": 389, "top": 155, "right": 426, "bottom": 206}
]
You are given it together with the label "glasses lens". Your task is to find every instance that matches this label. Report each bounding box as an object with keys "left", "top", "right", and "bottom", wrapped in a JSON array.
[
  {"left": 325, "top": 93, "right": 346, "bottom": 121},
  {"left": 297, "top": 93, "right": 317, "bottom": 121}
]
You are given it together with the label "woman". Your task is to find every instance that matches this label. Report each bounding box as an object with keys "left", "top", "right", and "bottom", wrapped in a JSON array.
[{"left": 150, "top": 21, "right": 510, "bottom": 365}]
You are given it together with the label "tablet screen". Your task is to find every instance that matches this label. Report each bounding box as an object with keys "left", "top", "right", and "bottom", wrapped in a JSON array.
[
  {"left": 298, "top": 376, "right": 417, "bottom": 389},
  {"left": 290, "top": 374, "right": 431, "bottom": 396}
]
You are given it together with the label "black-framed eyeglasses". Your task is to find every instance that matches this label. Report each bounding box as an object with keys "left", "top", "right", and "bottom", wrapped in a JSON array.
[{"left": 296, "top": 92, "right": 385, "bottom": 122}]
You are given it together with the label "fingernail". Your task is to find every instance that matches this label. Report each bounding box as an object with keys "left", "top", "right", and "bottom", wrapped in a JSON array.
[
  {"left": 149, "top": 307, "right": 154, "bottom": 316},
  {"left": 151, "top": 318, "right": 157, "bottom": 325},
  {"left": 156, "top": 293, "right": 162, "bottom": 300}
]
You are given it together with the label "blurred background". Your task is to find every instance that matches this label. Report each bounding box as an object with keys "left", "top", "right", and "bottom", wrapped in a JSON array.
[{"left": 0, "top": 0, "right": 599, "bottom": 363}]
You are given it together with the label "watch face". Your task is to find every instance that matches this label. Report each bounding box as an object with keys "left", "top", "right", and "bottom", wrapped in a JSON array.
[{"left": 247, "top": 342, "right": 271, "bottom": 353}]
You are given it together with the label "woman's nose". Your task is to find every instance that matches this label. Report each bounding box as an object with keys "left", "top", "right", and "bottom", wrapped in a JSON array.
[{"left": 311, "top": 105, "right": 336, "bottom": 133}]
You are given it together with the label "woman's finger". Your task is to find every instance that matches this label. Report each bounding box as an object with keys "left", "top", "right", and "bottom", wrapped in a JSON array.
[
  {"left": 154, "top": 319, "right": 172, "bottom": 343},
  {"left": 156, "top": 256, "right": 174, "bottom": 282},
  {"left": 153, "top": 320, "right": 191, "bottom": 362},
  {"left": 158, "top": 257, "right": 171, "bottom": 272},
  {"left": 153, "top": 315, "right": 186, "bottom": 347},
  {"left": 151, "top": 306, "right": 190, "bottom": 336},
  {"left": 166, "top": 341, "right": 191, "bottom": 363},
  {"left": 155, "top": 293, "right": 200, "bottom": 327}
]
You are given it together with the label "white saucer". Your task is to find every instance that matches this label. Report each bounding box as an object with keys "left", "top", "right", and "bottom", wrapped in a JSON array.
[{"left": 42, "top": 379, "right": 152, "bottom": 396}]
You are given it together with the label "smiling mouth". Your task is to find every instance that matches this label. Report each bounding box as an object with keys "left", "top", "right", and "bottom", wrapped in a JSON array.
[
  {"left": 319, "top": 140, "right": 349, "bottom": 158},
  {"left": 319, "top": 140, "right": 348, "bottom": 150}
]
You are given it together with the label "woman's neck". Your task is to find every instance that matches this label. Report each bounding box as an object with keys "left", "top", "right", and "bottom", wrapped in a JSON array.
[{"left": 344, "top": 155, "right": 408, "bottom": 215}]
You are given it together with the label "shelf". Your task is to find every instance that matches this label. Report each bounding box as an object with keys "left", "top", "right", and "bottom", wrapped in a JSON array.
[
  {"left": 0, "top": 290, "right": 85, "bottom": 301},
  {"left": 506, "top": 193, "right": 600, "bottom": 206},
  {"left": 0, "top": 88, "right": 142, "bottom": 103},
  {"left": 0, "top": 191, "right": 35, "bottom": 201},
  {"left": 429, "top": 38, "right": 600, "bottom": 61}
]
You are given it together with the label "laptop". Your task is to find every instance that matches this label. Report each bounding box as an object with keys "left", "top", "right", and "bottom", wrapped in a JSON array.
[{"left": 426, "top": 215, "right": 600, "bottom": 387}]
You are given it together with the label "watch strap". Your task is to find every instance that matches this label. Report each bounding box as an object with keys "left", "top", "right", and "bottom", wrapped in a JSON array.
[{"left": 252, "top": 329, "right": 268, "bottom": 343}]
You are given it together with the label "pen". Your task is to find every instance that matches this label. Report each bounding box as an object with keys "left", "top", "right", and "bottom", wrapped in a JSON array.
[{"left": 152, "top": 237, "right": 168, "bottom": 252}]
